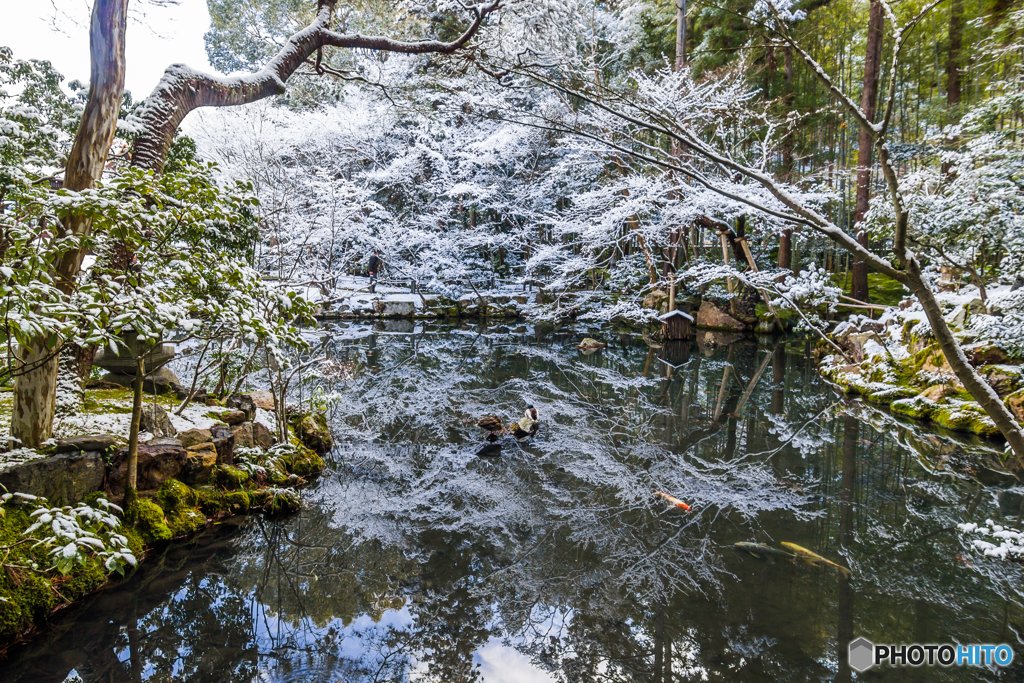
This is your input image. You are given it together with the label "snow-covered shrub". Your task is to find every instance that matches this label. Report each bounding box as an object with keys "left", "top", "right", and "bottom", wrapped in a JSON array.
[{"left": 2, "top": 491, "right": 137, "bottom": 575}]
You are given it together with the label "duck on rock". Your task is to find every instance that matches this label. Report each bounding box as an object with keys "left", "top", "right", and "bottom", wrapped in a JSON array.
[{"left": 476, "top": 406, "right": 540, "bottom": 442}]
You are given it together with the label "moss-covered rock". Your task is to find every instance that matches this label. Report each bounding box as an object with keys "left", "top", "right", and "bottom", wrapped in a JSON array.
[
  {"left": 281, "top": 443, "right": 325, "bottom": 477},
  {"left": 216, "top": 464, "right": 250, "bottom": 489},
  {"left": 194, "top": 486, "right": 227, "bottom": 516},
  {"left": 891, "top": 396, "right": 938, "bottom": 420},
  {"left": 867, "top": 385, "right": 918, "bottom": 404},
  {"left": 157, "top": 478, "right": 198, "bottom": 511},
  {"left": 980, "top": 364, "right": 1023, "bottom": 397},
  {"left": 0, "top": 507, "right": 61, "bottom": 640},
  {"left": 288, "top": 411, "right": 334, "bottom": 454},
  {"left": 129, "top": 497, "right": 172, "bottom": 545},
  {"left": 255, "top": 488, "right": 302, "bottom": 516},
  {"left": 1008, "top": 389, "right": 1024, "bottom": 424},
  {"left": 165, "top": 507, "right": 205, "bottom": 537},
  {"left": 154, "top": 479, "right": 206, "bottom": 538},
  {"left": 933, "top": 402, "right": 1001, "bottom": 438}
]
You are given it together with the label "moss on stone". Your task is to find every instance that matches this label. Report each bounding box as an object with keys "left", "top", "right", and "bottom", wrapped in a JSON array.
[
  {"left": 129, "top": 497, "right": 172, "bottom": 545},
  {"left": 267, "top": 489, "right": 302, "bottom": 516},
  {"left": 165, "top": 507, "right": 206, "bottom": 537},
  {"left": 867, "top": 385, "right": 918, "bottom": 404},
  {"left": 204, "top": 410, "right": 228, "bottom": 424},
  {"left": 122, "top": 527, "right": 146, "bottom": 560},
  {"left": 193, "top": 486, "right": 227, "bottom": 516},
  {"left": 0, "top": 507, "right": 60, "bottom": 640},
  {"left": 281, "top": 442, "right": 325, "bottom": 477},
  {"left": 289, "top": 411, "right": 334, "bottom": 454},
  {"left": 157, "top": 479, "right": 198, "bottom": 511},
  {"left": 154, "top": 480, "right": 206, "bottom": 538},
  {"left": 216, "top": 464, "right": 250, "bottom": 489},
  {"left": 933, "top": 403, "right": 1001, "bottom": 438},
  {"left": 0, "top": 497, "right": 143, "bottom": 641},
  {"left": 222, "top": 492, "right": 250, "bottom": 514},
  {"left": 266, "top": 461, "right": 290, "bottom": 486},
  {"left": 891, "top": 396, "right": 938, "bottom": 420},
  {"left": 55, "top": 559, "right": 108, "bottom": 602}
]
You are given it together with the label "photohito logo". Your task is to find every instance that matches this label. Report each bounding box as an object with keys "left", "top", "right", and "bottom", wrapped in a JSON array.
[{"left": 849, "top": 638, "right": 1014, "bottom": 672}]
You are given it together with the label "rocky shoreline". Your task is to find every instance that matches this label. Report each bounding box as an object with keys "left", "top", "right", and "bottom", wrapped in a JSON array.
[
  {"left": 821, "top": 301, "right": 1022, "bottom": 443},
  {"left": 0, "top": 387, "right": 335, "bottom": 650}
]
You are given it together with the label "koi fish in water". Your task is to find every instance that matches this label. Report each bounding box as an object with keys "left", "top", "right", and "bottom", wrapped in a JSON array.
[
  {"left": 780, "top": 542, "right": 852, "bottom": 578},
  {"left": 656, "top": 491, "right": 691, "bottom": 511},
  {"left": 733, "top": 542, "right": 796, "bottom": 559}
]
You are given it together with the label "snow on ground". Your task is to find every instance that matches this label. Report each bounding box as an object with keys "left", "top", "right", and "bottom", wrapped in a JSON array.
[{"left": 0, "top": 388, "right": 277, "bottom": 471}]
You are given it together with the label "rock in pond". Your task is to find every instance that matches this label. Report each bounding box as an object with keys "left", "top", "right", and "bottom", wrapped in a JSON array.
[
  {"left": 695, "top": 301, "right": 747, "bottom": 332},
  {"left": 289, "top": 411, "right": 334, "bottom": 454}
]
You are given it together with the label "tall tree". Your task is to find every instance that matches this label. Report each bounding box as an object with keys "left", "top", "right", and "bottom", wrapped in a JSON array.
[
  {"left": 947, "top": 0, "right": 963, "bottom": 108},
  {"left": 10, "top": 0, "right": 128, "bottom": 447},
  {"left": 675, "top": 0, "right": 687, "bottom": 70},
  {"left": 851, "top": 0, "right": 885, "bottom": 304}
]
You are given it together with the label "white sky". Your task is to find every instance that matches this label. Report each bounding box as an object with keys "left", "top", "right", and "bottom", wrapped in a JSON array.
[{"left": 1, "top": 0, "right": 218, "bottom": 99}]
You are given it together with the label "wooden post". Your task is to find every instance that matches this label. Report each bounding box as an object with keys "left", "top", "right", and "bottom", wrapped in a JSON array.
[
  {"left": 718, "top": 231, "right": 734, "bottom": 294},
  {"left": 737, "top": 236, "right": 783, "bottom": 332}
]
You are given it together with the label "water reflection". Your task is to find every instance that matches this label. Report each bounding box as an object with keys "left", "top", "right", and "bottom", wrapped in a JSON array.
[{"left": 3, "top": 324, "right": 1024, "bottom": 682}]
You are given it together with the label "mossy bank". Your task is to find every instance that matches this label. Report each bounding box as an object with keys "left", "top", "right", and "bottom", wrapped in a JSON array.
[{"left": 0, "top": 392, "right": 332, "bottom": 650}]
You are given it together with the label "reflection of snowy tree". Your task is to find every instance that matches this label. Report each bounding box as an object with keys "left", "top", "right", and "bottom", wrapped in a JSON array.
[{"left": 8, "top": 332, "right": 1023, "bottom": 683}]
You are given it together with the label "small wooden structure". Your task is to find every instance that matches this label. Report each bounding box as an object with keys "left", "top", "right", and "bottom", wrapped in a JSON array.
[
  {"left": 659, "top": 309, "right": 693, "bottom": 340},
  {"left": 659, "top": 278, "right": 693, "bottom": 340}
]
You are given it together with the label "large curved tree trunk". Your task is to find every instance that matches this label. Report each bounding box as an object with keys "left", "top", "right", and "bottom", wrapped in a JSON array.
[
  {"left": 130, "top": 0, "right": 498, "bottom": 173},
  {"left": 11, "top": 0, "right": 127, "bottom": 448}
]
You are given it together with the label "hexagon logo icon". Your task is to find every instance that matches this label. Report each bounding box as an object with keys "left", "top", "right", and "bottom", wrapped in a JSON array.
[{"left": 849, "top": 638, "right": 875, "bottom": 672}]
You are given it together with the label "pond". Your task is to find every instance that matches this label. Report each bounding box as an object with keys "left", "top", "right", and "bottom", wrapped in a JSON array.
[{"left": 3, "top": 323, "right": 1024, "bottom": 682}]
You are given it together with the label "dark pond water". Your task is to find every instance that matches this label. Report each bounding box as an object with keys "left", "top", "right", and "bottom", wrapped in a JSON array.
[{"left": 3, "top": 323, "right": 1024, "bottom": 682}]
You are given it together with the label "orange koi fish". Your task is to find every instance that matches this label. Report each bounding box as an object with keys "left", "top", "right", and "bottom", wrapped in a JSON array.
[{"left": 656, "top": 491, "right": 691, "bottom": 511}]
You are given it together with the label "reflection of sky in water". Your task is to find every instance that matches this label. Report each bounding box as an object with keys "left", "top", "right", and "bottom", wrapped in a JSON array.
[{"left": 475, "top": 638, "right": 557, "bottom": 683}]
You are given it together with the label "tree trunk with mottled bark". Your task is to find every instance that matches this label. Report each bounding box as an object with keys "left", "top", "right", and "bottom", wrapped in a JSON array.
[{"left": 11, "top": 0, "right": 128, "bottom": 448}]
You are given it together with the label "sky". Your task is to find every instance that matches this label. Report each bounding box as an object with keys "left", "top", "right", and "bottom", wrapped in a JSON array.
[{"left": 1, "top": 0, "right": 217, "bottom": 99}]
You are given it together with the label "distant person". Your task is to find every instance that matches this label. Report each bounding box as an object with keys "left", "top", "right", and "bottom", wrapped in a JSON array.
[{"left": 367, "top": 249, "right": 381, "bottom": 292}]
